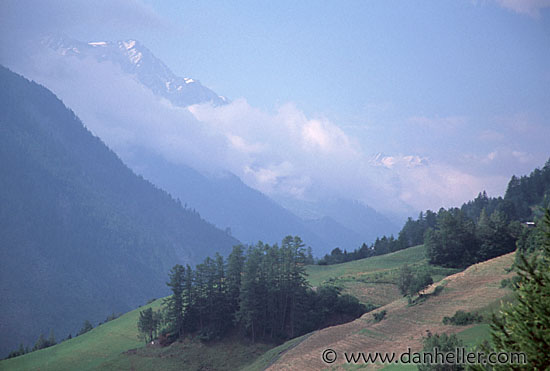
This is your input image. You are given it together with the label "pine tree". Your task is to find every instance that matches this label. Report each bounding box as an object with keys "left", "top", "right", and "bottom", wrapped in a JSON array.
[
  {"left": 236, "top": 245, "right": 264, "bottom": 342},
  {"left": 77, "top": 320, "right": 93, "bottom": 336},
  {"left": 397, "top": 264, "right": 414, "bottom": 296},
  {"left": 165, "top": 264, "right": 186, "bottom": 337},
  {"left": 485, "top": 209, "right": 550, "bottom": 370},
  {"left": 226, "top": 245, "right": 244, "bottom": 316},
  {"left": 137, "top": 307, "right": 155, "bottom": 343}
]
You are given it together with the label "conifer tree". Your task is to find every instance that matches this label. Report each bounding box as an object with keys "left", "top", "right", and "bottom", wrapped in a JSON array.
[
  {"left": 165, "top": 264, "right": 185, "bottom": 337},
  {"left": 485, "top": 209, "right": 550, "bottom": 370}
]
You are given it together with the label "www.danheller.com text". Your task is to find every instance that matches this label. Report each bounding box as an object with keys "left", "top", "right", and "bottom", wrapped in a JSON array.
[{"left": 321, "top": 347, "right": 528, "bottom": 366}]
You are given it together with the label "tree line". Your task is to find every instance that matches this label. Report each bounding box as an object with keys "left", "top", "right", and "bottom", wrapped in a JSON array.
[
  {"left": 422, "top": 209, "right": 550, "bottom": 370},
  {"left": 319, "top": 159, "right": 550, "bottom": 268},
  {"left": 138, "top": 236, "right": 367, "bottom": 345}
]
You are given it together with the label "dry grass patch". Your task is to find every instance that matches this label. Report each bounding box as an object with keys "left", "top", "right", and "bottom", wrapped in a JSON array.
[{"left": 267, "top": 252, "right": 515, "bottom": 371}]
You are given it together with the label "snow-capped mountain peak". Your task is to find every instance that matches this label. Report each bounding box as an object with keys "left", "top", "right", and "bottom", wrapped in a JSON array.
[{"left": 44, "top": 36, "right": 227, "bottom": 107}]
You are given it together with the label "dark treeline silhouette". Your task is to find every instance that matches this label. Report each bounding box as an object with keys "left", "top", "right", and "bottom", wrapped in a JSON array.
[
  {"left": 139, "top": 236, "right": 367, "bottom": 345},
  {"left": 319, "top": 159, "right": 550, "bottom": 267}
]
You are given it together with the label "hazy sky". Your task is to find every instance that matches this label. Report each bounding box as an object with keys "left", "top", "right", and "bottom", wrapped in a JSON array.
[{"left": 1, "top": 0, "right": 549, "bottom": 214}]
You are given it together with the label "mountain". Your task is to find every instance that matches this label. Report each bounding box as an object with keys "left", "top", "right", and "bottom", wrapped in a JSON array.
[
  {"left": 304, "top": 216, "right": 365, "bottom": 250},
  {"left": 44, "top": 36, "right": 227, "bottom": 106},
  {"left": 0, "top": 66, "right": 238, "bottom": 357},
  {"left": 123, "top": 149, "right": 333, "bottom": 251},
  {"left": 39, "top": 36, "right": 396, "bottom": 254},
  {"left": 278, "top": 197, "right": 400, "bottom": 248}
]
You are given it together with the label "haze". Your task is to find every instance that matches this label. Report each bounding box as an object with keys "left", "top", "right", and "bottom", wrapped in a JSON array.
[{"left": 1, "top": 0, "right": 549, "bottom": 216}]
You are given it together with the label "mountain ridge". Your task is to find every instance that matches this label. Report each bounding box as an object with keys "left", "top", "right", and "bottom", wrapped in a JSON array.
[
  {"left": 44, "top": 35, "right": 227, "bottom": 107},
  {"left": 39, "top": 36, "right": 398, "bottom": 254},
  {"left": 0, "top": 65, "right": 237, "bottom": 356}
]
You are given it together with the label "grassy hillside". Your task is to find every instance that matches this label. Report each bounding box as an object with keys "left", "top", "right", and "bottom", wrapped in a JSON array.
[
  {"left": 1, "top": 245, "right": 435, "bottom": 370},
  {"left": 264, "top": 251, "right": 516, "bottom": 370},
  {"left": 1, "top": 245, "right": 509, "bottom": 371},
  {"left": 0, "top": 299, "right": 163, "bottom": 371},
  {"left": 306, "top": 245, "right": 460, "bottom": 307}
]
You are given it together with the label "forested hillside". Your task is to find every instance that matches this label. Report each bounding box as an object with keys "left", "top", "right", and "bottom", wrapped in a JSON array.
[
  {"left": 320, "top": 160, "right": 550, "bottom": 267},
  {"left": 0, "top": 66, "right": 238, "bottom": 356},
  {"left": 126, "top": 150, "right": 332, "bottom": 252}
]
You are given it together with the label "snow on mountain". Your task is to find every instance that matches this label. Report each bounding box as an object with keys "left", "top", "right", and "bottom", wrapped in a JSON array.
[{"left": 43, "top": 36, "right": 227, "bottom": 107}]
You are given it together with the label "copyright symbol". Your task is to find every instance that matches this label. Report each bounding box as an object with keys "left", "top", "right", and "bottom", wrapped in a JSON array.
[{"left": 322, "top": 349, "right": 337, "bottom": 364}]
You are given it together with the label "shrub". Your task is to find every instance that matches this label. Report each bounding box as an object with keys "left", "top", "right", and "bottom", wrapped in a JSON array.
[
  {"left": 500, "top": 276, "right": 520, "bottom": 288},
  {"left": 398, "top": 265, "right": 433, "bottom": 296},
  {"left": 442, "top": 310, "right": 483, "bottom": 325},
  {"left": 372, "top": 310, "right": 387, "bottom": 322},
  {"left": 418, "top": 332, "right": 464, "bottom": 371}
]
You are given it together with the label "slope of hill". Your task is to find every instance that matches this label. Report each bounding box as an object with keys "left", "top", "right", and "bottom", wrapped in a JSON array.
[
  {"left": 125, "top": 150, "right": 333, "bottom": 252},
  {"left": 0, "top": 245, "right": 475, "bottom": 371},
  {"left": 0, "top": 66, "right": 238, "bottom": 356},
  {"left": 265, "top": 252, "right": 516, "bottom": 370},
  {"left": 25, "top": 36, "right": 396, "bottom": 256},
  {"left": 307, "top": 244, "right": 460, "bottom": 308},
  {"left": 280, "top": 197, "right": 400, "bottom": 247}
]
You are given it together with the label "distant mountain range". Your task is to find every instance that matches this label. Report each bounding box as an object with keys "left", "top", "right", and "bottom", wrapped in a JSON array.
[
  {"left": 44, "top": 36, "right": 227, "bottom": 107},
  {"left": 0, "top": 66, "right": 237, "bottom": 356},
  {"left": 40, "top": 36, "right": 399, "bottom": 254}
]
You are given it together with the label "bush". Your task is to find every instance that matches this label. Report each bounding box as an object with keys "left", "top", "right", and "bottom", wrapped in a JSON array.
[
  {"left": 398, "top": 265, "right": 433, "bottom": 296},
  {"left": 77, "top": 320, "right": 93, "bottom": 336},
  {"left": 372, "top": 310, "right": 387, "bottom": 322},
  {"left": 500, "top": 276, "right": 520, "bottom": 288},
  {"left": 442, "top": 310, "right": 483, "bottom": 326},
  {"left": 418, "top": 332, "right": 464, "bottom": 371},
  {"left": 5, "top": 344, "right": 26, "bottom": 359},
  {"left": 433, "top": 285, "right": 444, "bottom": 296}
]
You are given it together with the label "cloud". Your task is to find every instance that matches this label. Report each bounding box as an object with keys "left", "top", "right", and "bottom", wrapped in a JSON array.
[
  {"left": 0, "top": 0, "right": 164, "bottom": 50},
  {"left": 372, "top": 154, "right": 508, "bottom": 210},
  {"left": 189, "top": 101, "right": 380, "bottom": 203},
  {"left": 373, "top": 154, "right": 427, "bottom": 169},
  {"left": 3, "top": 34, "right": 542, "bottom": 218},
  {"left": 493, "top": 0, "right": 550, "bottom": 17}
]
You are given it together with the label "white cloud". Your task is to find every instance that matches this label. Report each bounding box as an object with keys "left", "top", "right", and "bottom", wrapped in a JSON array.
[
  {"left": 374, "top": 154, "right": 427, "bottom": 169},
  {"left": 189, "top": 100, "right": 377, "bottom": 204},
  {"left": 0, "top": 0, "right": 164, "bottom": 49},
  {"left": 4, "top": 38, "right": 537, "bottom": 217},
  {"left": 511, "top": 150, "right": 532, "bottom": 163},
  {"left": 494, "top": 0, "right": 550, "bottom": 17}
]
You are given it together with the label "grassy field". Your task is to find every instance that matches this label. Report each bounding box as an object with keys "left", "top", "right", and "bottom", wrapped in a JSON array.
[
  {"left": 306, "top": 245, "right": 461, "bottom": 308},
  {"left": 99, "top": 335, "right": 275, "bottom": 371},
  {"left": 306, "top": 245, "right": 427, "bottom": 287},
  {"left": 0, "top": 245, "right": 499, "bottom": 371},
  {"left": 0, "top": 299, "right": 163, "bottom": 371},
  {"left": 267, "top": 251, "right": 516, "bottom": 370}
]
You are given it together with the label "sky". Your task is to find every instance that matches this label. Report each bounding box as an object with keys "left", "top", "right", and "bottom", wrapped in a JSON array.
[{"left": 1, "top": 0, "right": 549, "bottom": 216}]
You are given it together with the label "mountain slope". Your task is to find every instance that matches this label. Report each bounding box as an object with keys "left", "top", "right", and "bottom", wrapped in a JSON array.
[
  {"left": 45, "top": 36, "right": 227, "bottom": 107},
  {"left": 39, "top": 36, "right": 395, "bottom": 255},
  {"left": 126, "top": 150, "right": 333, "bottom": 251},
  {"left": 278, "top": 197, "right": 400, "bottom": 247},
  {"left": 0, "top": 66, "right": 238, "bottom": 356}
]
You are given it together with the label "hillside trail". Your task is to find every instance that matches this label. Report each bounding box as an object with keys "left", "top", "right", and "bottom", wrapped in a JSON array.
[{"left": 267, "top": 252, "right": 515, "bottom": 371}]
